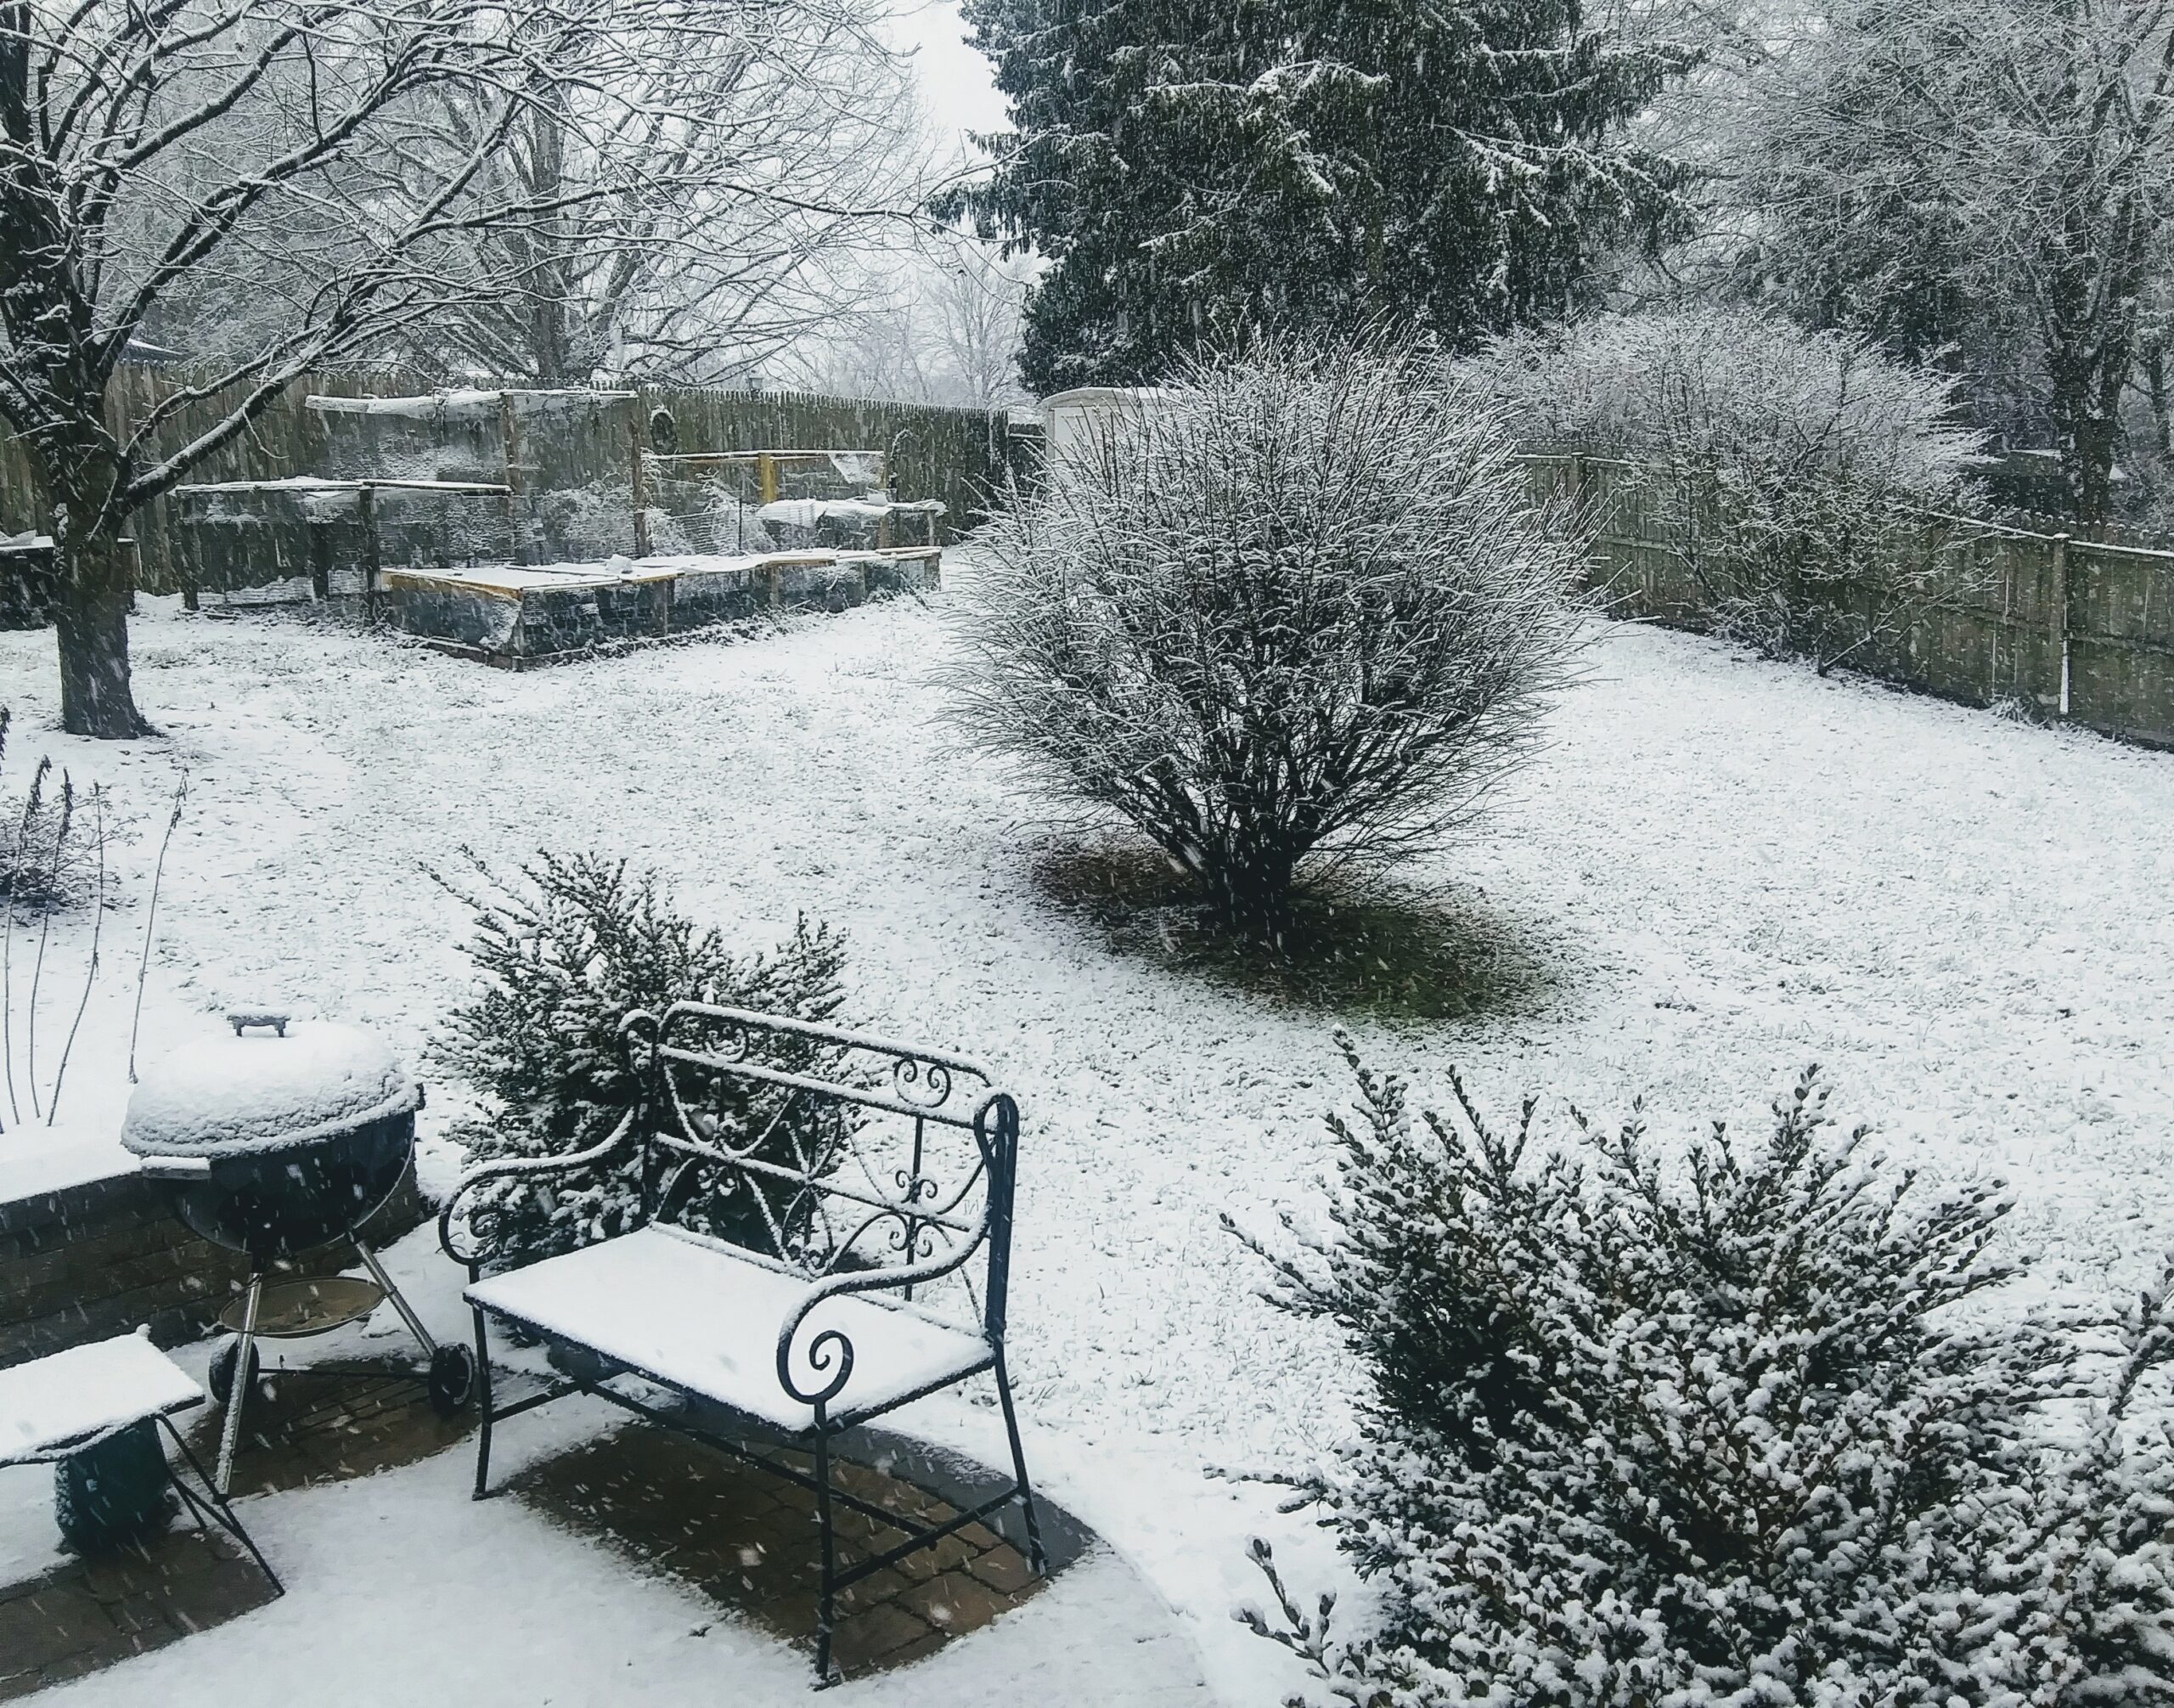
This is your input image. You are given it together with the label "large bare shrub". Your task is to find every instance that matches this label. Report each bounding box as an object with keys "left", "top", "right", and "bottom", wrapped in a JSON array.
[
  {"left": 1465, "top": 307, "right": 1988, "bottom": 673},
  {"left": 950, "top": 341, "right": 1582, "bottom": 939}
]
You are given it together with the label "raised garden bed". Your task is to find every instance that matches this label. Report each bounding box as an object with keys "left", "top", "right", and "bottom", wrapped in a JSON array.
[{"left": 379, "top": 546, "right": 939, "bottom": 664}]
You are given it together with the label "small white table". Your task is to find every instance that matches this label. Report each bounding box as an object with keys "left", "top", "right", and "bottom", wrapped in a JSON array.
[{"left": 0, "top": 1333, "right": 281, "bottom": 1592}]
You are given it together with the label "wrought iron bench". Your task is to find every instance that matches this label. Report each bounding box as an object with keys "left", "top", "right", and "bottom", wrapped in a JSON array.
[{"left": 437, "top": 1004, "right": 1045, "bottom": 1684}]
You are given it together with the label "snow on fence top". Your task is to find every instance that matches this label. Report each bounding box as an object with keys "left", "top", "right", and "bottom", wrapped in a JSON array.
[
  {"left": 175, "top": 476, "right": 510, "bottom": 496},
  {"left": 306, "top": 389, "right": 637, "bottom": 418}
]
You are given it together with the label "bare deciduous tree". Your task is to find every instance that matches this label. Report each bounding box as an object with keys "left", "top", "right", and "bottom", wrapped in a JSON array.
[
  {"left": 0, "top": 0, "right": 921, "bottom": 738},
  {"left": 797, "top": 239, "right": 1031, "bottom": 408},
  {"left": 924, "top": 245, "right": 1031, "bottom": 408},
  {"left": 389, "top": 1, "right": 926, "bottom": 386},
  {"left": 1743, "top": 0, "right": 2174, "bottom": 527}
]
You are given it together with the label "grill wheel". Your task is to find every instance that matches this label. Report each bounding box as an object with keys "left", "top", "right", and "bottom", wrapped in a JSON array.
[
  {"left": 427, "top": 1344, "right": 476, "bottom": 1418},
  {"left": 208, "top": 1338, "right": 260, "bottom": 1406}
]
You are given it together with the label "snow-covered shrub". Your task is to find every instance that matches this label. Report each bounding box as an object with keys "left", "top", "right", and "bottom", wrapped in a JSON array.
[
  {"left": 949, "top": 339, "right": 1582, "bottom": 938},
  {"left": 1233, "top": 1039, "right": 2174, "bottom": 1708},
  {"left": 435, "top": 853, "right": 849, "bottom": 1264},
  {"left": 1464, "top": 307, "right": 1988, "bottom": 672}
]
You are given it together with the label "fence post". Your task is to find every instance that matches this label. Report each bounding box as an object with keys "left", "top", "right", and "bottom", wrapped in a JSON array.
[
  {"left": 359, "top": 485, "right": 380, "bottom": 623},
  {"left": 2053, "top": 531, "right": 2072, "bottom": 719},
  {"left": 628, "top": 408, "right": 651, "bottom": 558},
  {"left": 498, "top": 392, "right": 523, "bottom": 565}
]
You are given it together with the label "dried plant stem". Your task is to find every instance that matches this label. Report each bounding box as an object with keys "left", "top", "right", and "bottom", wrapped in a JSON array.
[
  {"left": 3, "top": 755, "right": 51, "bottom": 1129},
  {"left": 129, "top": 774, "right": 187, "bottom": 1083},
  {"left": 48, "top": 785, "right": 105, "bottom": 1125},
  {"left": 25, "top": 774, "right": 74, "bottom": 1122}
]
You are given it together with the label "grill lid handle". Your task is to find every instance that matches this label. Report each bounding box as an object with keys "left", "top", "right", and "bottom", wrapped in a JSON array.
[
  {"left": 227, "top": 1011, "right": 291, "bottom": 1037},
  {"left": 139, "top": 1155, "right": 213, "bottom": 1180}
]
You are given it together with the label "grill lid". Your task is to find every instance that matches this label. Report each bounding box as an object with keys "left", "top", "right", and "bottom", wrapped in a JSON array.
[{"left": 122, "top": 1017, "right": 420, "bottom": 1160}]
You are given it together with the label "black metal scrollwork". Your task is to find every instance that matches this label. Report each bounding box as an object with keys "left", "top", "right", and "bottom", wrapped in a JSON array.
[{"left": 892, "top": 1056, "right": 953, "bottom": 1110}]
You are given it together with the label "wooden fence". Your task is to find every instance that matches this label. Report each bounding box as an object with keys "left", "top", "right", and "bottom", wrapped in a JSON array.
[
  {"left": 1523, "top": 451, "right": 2174, "bottom": 750},
  {"left": 0, "top": 364, "right": 1015, "bottom": 596}
]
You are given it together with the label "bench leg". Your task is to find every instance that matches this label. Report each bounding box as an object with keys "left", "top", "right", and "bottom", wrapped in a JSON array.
[
  {"left": 994, "top": 1350, "right": 1047, "bottom": 1576},
  {"left": 471, "top": 1303, "right": 497, "bottom": 1501},
  {"left": 814, "top": 1423, "right": 839, "bottom": 1688}
]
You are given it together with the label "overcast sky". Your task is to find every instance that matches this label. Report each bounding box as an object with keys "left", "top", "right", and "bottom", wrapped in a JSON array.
[{"left": 893, "top": 0, "right": 1009, "bottom": 155}]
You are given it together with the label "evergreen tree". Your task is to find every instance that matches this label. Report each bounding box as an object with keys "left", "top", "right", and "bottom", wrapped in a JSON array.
[
  {"left": 433, "top": 853, "right": 851, "bottom": 1265},
  {"left": 949, "top": 0, "right": 1697, "bottom": 391}
]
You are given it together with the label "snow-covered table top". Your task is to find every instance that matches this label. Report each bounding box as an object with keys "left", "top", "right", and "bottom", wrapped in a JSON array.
[
  {"left": 465, "top": 1226, "right": 993, "bottom": 1435},
  {"left": 0, "top": 1334, "right": 205, "bottom": 1463}
]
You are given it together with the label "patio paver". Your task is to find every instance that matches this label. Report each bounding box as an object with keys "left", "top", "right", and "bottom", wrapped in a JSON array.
[
  {"left": 3, "top": 1361, "right": 1058, "bottom": 1694},
  {"left": 517, "top": 1421, "right": 1049, "bottom": 1677}
]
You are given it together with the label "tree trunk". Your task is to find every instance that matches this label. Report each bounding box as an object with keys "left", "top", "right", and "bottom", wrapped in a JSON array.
[
  {"left": 1198, "top": 839, "right": 1302, "bottom": 943},
  {"left": 25, "top": 416, "right": 151, "bottom": 738},
  {"left": 2050, "top": 348, "right": 2120, "bottom": 533},
  {"left": 2065, "top": 414, "right": 2119, "bottom": 533},
  {"left": 51, "top": 521, "right": 149, "bottom": 739},
  {"left": 2145, "top": 343, "right": 2171, "bottom": 454}
]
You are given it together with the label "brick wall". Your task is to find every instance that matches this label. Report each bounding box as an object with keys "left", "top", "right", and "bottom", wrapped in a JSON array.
[{"left": 0, "top": 1165, "right": 427, "bottom": 1366}]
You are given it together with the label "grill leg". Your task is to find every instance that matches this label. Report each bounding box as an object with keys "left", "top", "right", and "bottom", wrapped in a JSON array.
[
  {"left": 215, "top": 1272, "right": 263, "bottom": 1499},
  {"left": 814, "top": 1421, "right": 838, "bottom": 1688},
  {"left": 470, "top": 1302, "right": 496, "bottom": 1501},
  {"left": 994, "top": 1350, "right": 1047, "bottom": 1576},
  {"left": 351, "top": 1232, "right": 437, "bottom": 1359}
]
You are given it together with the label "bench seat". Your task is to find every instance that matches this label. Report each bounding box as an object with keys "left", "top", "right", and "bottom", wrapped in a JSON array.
[{"left": 464, "top": 1225, "right": 996, "bottom": 1435}]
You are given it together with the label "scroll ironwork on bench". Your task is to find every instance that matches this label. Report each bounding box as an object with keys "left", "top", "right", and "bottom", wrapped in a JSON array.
[{"left": 437, "top": 1001, "right": 1044, "bottom": 1687}]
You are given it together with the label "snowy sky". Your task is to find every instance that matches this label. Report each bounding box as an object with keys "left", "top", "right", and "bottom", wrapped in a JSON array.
[{"left": 893, "top": 0, "right": 1009, "bottom": 155}]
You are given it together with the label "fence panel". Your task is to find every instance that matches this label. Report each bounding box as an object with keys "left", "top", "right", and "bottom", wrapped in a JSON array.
[
  {"left": 1518, "top": 450, "right": 2174, "bottom": 750},
  {"left": 2066, "top": 540, "right": 2174, "bottom": 747}
]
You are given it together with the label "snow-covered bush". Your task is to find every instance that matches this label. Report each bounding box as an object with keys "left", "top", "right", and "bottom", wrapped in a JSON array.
[
  {"left": 435, "top": 853, "right": 849, "bottom": 1264},
  {"left": 949, "top": 340, "right": 1583, "bottom": 938},
  {"left": 1464, "top": 307, "right": 1988, "bottom": 672},
  {"left": 1233, "top": 1039, "right": 2174, "bottom": 1708}
]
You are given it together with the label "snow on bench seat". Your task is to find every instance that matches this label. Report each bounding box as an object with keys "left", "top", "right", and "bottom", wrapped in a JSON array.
[
  {"left": 0, "top": 1334, "right": 205, "bottom": 1464},
  {"left": 464, "top": 1226, "right": 994, "bottom": 1435}
]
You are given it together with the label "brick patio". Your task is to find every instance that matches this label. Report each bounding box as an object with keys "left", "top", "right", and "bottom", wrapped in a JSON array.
[
  {"left": 0, "top": 1528, "right": 276, "bottom": 1700},
  {"left": 518, "top": 1422, "right": 1045, "bottom": 1677},
  {"left": 1, "top": 1359, "right": 1047, "bottom": 1696}
]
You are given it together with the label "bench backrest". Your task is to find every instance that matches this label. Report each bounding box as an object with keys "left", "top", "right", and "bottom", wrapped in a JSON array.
[{"left": 618, "top": 1003, "right": 1021, "bottom": 1346}]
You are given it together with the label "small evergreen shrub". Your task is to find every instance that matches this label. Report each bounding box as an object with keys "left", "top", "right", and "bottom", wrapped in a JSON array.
[
  {"left": 949, "top": 336, "right": 1582, "bottom": 941},
  {"left": 1233, "top": 1039, "right": 2174, "bottom": 1708},
  {"left": 435, "top": 853, "right": 850, "bottom": 1265}
]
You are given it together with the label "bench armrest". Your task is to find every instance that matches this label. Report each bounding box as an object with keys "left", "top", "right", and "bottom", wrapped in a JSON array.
[
  {"left": 774, "top": 1245, "right": 994, "bottom": 1411},
  {"left": 438, "top": 1109, "right": 639, "bottom": 1269}
]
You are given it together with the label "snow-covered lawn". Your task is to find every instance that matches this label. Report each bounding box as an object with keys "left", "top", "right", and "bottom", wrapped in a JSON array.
[{"left": 3, "top": 567, "right": 2172, "bottom": 1702}]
